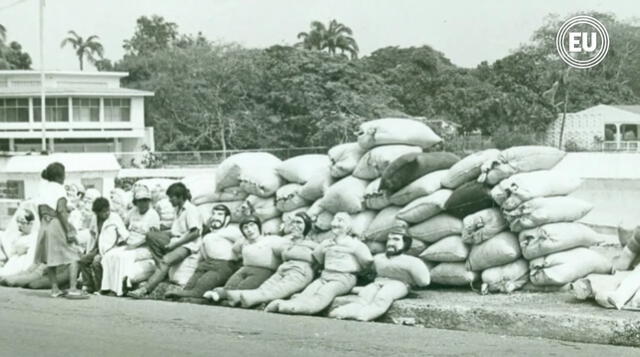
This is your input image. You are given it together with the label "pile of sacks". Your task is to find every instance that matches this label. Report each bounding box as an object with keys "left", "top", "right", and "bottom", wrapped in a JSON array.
[
  {"left": 480, "top": 146, "right": 611, "bottom": 291},
  {"left": 136, "top": 118, "right": 612, "bottom": 295}
]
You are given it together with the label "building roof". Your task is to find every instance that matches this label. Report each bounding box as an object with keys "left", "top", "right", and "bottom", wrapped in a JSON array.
[
  {"left": 0, "top": 87, "right": 154, "bottom": 97},
  {"left": 0, "top": 70, "right": 129, "bottom": 78},
  {"left": 3, "top": 153, "right": 121, "bottom": 173},
  {"left": 612, "top": 105, "right": 640, "bottom": 116},
  {"left": 568, "top": 104, "right": 640, "bottom": 124}
]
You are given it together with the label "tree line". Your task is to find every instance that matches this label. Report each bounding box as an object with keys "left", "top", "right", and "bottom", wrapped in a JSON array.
[{"left": 9, "top": 13, "right": 640, "bottom": 151}]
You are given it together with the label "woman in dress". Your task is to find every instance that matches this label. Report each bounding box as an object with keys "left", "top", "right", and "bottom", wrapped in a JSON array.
[{"left": 33, "top": 162, "right": 88, "bottom": 299}]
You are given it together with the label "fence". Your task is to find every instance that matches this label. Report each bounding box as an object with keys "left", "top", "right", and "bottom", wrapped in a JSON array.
[{"left": 114, "top": 147, "right": 329, "bottom": 169}]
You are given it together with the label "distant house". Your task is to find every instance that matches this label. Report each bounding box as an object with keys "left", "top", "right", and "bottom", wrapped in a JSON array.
[
  {"left": 422, "top": 117, "right": 462, "bottom": 137},
  {"left": 0, "top": 71, "right": 154, "bottom": 153},
  {"left": 545, "top": 104, "right": 640, "bottom": 151}
]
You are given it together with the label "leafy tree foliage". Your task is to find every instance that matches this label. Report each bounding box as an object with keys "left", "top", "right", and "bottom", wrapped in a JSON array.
[{"left": 0, "top": 24, "right": 31, "bottom": 69}]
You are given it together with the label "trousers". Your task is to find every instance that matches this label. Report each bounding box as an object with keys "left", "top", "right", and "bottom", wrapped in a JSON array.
[
  {"left": 273, "top": 270, "right": 356, "bottom": 315},
  {"left": 328, "top": 278, "right": 409, "bottom": 321},
  {"left": 224, "top": 266, "right": 274, "bottom": 290},
  {"left": 232, "top": 261, "right": 314, "bottom": 308},
  {"left": 174, "top": 258, "right": 239, "bottom": 298}
]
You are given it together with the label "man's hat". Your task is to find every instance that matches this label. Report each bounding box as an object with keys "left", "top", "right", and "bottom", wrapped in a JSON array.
[
  {"left": 389, "top": 221, "right": 409, "bottom": 236},
  {"left": 133, "top": 185, "right": 152, "bottom": 201}
]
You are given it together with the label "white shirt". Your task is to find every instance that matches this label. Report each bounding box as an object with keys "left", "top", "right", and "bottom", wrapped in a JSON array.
[
  {"left": 170, "top": 201, "right": 203, "bottom": 253},
  {"left": 38, "top": 180, "right": 67, "bottom": 210}
]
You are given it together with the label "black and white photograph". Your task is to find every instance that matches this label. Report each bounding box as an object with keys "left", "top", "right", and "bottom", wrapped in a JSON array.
[{"left": 0, "top": 1, "right": 639, "bottom": 356}]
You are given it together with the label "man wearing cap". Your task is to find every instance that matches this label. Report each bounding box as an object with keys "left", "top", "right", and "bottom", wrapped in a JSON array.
[
  {"left": 127, "top": 182, "right": 202, "bottom": 299},
  {"left": 100, "top": 185, "right": 160, "bottom": 296},
  {"left": 165, "top": 204, "right": 241, "bottom": 301},
  {"left": 328, "top": 226, "right": 431, "bottom": 321},
  {"left": 267, "top": 212, "right": 373, "bottom": 315}
]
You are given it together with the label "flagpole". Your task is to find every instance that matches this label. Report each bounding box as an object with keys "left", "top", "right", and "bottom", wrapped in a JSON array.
[{"left": 39, "top": 0, "right": 46, "bottom": 152}]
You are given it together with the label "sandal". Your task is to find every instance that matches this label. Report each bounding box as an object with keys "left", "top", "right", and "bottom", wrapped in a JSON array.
[
  {"left": 51, "top": 290, "right": 67, "bottom": 298},
  {"left": 65, "top": 290, "right": 91, "bottom": 300}
]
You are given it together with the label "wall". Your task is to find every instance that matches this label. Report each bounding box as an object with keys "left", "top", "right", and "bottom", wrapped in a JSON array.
[{"left": 552, "top": 153, "right": 640, "bottom": 231}]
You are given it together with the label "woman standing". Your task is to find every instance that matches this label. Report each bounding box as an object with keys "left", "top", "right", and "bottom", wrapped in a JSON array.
[{"left": 33, "top": 162, "right": 88, "bottom": 299}]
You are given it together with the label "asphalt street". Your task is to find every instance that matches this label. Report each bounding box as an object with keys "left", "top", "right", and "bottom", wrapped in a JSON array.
[{"left": 0, "top": 286, "right": 637, "bottom": 357}]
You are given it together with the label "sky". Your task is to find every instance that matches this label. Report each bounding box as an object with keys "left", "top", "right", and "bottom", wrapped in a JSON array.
[{"left": 1, "top": 0, "right": 639, "bottom": 71}]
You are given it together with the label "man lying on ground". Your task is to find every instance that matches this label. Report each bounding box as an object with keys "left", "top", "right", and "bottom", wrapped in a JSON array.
[
  {"left": 165, "top": 204, "right": 241, "bottom": 302},
  {"left": 267, "top": 212, "right": 373, "bottom": 315},
  {"left": 329, "top": 226, "right": 431, "bottom": 321},
  {"left": 203, "top": 216, "right": 289, "bottom": 305},
  {"left": 127, "top": 183, "right": 202, "bottom": 299}
]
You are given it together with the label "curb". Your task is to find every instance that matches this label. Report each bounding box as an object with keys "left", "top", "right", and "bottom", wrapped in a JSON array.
[{"left": 379, "top": 290, "right": 640, "bottom": 347}]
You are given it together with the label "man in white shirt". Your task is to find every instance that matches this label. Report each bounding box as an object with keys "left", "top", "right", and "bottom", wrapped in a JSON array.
[
  {"left": 79, "top": 197, "right": 130, "bottom": 294},
  {"left": 128, "top": 182, "right": 202, "bottom": 299}
]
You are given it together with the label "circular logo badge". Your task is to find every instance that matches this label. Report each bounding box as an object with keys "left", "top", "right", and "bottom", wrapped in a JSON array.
[{"left": 556, "top": 15, "right": 609, "bottom": 69}]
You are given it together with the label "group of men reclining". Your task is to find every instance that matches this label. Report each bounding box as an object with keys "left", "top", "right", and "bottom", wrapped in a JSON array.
[{"left": 0, "top": 182, "right": 431, "bottom": 321}]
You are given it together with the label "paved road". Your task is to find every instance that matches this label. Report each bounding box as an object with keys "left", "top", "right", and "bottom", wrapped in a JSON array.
[{"left": 0, "top": 287, "right": 637, "bottom": 357}]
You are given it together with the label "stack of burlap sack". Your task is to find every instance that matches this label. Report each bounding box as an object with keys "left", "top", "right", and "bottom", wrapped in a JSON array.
[
  {"left": 131, "top": 119, "right": 612, "bottom": 295},
  {"left": 482, "top": 146, "right": 611, "bottom": 292}
]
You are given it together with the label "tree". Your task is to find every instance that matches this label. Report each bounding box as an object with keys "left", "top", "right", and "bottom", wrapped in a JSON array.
[
  {"left": 123, "top": 15, "right": 178, "bottom": 56},
  {"left": 60, "top": 31, "right": 104, "bottom": 70},
  {"left": 297, "top": 20, "right": 359, "bottom": 59},
  {"left": 2, "top": 41, "right": 32, "bottom": 69},
  {"left": 0, "top": 25, "right": 31, "bottom": 69},
  {"left": 0, "top": 24, "right": 6, "bottom": 44}
]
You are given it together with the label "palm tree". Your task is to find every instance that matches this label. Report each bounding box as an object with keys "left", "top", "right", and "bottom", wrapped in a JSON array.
[
  {"left": 60, "top": 31, "right": 104, "bottom": 70},
  {"left": 324, "top": 20, "right": 359, "bottom": 59},
  {"left": 297, "top": 21, "right": 327, "bottom": 51},
  {"left": 0, "top": 24, "right": 6, "bottom": 44},
  {"left": 296, "top": 20, "right": 359, "bottom": 59}
]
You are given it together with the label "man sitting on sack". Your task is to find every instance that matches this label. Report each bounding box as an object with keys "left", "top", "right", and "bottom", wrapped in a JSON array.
[{"left": 128, "top": 182, "right": 202, "bottom": 299}]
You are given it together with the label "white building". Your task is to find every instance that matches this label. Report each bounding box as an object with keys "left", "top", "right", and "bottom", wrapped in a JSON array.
[
  {"left": 545, "top": 104, "right": 640, "bottom": 151},
  {"left": 0, "top": 71, "right": 154, "bottom": 153}
]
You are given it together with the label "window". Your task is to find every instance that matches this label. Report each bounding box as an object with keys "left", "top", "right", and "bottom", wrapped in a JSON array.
[
  {"left": 72, "top": 98, "right": 99, "bottom": 122},
  {"left": 0, "top": 180, "right": 25, "bottom": 199},
  {"left": 604, "top": 124, "right": 617, "bottom": 141},
  {"left": 0, "top": 98, "right": 29, "bottom": 122},
  {"left": 33, "top": 98, "right": 69, "bottom": 122},
  {"left": 81, "top": 178, "right": 102, "bottom": 194},
  {"left": 104, "top": 98, "right": 130, "bottom": 122},
  {"left": 620, "top": 124, "right": 638, "bottom": 141}
]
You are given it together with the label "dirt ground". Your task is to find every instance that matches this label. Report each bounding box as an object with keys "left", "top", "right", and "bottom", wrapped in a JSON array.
[{"left": 1, "top": 286, "right": 638, "bottom": 357}]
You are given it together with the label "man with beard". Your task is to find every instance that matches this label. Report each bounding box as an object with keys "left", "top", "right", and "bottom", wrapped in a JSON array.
[
  {"left": 328, "top": 225, "right": 431, "bottom": 321},
  {"left": 164, "top": 204, "right": 240, "bottom": 301},
  {"left": 267, "top": 212, "right": 373, "bottom": 315}
]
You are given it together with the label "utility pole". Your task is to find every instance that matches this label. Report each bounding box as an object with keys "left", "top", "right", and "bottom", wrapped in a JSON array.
[{"left": 39, "top": 0, "right": 47, "bottom": 152}]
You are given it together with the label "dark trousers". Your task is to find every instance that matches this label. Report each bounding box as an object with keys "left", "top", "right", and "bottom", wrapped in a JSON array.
[
  {"left": 172, "top": 258, "right": 240, "bottom": 298},
  {"left": 144, "top": 231, "right": 190, "bottom": 292},
  {"left": 78, "top": 250, "right": 102, "bottom": 293}
]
